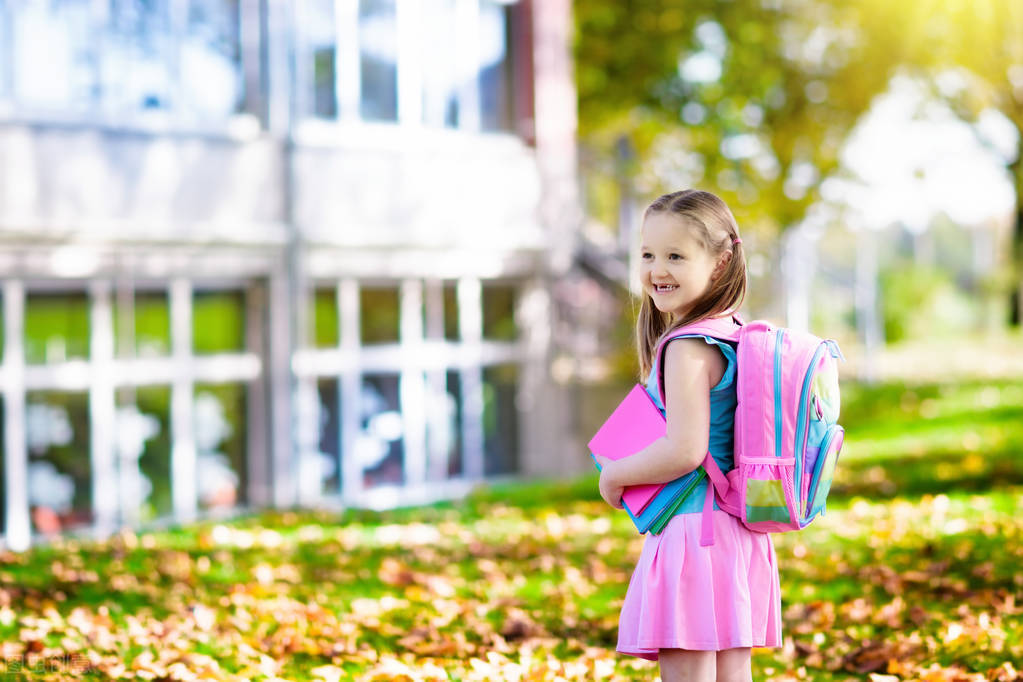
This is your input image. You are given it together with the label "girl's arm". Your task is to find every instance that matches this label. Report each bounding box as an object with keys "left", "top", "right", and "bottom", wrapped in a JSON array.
[{"left": 596, "top": 338, "right": 721, "bottom": 505}]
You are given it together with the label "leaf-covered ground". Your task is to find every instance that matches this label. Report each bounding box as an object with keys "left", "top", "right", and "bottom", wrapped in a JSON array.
[{"left": 1, "top": 379, "right": 1020, "bottom": 680}]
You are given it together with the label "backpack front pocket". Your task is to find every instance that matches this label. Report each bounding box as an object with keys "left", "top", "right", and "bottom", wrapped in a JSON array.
[{"left": 806, "top": 424, "right": 844, "bottom": 519}]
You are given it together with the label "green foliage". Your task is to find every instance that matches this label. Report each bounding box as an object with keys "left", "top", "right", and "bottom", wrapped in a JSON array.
[
  {"left": 313, "top": 289, "right": 339, "bottom": 348},
  {"left": 24, "top": 292, "right": 90, "bottom": 363},
  {"left": 574, "top": 0, "right": 902, "bottom": 235},
  {"left": 879, "top": 261, "right": 978, "bottom": 343},
  {"left": 193, "top": 291, "right": 245, "bottom": 354}
]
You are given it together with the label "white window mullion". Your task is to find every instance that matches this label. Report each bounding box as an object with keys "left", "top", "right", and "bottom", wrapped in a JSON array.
[
  {"left": 424, "top": 280, "right": 449, "bottom": 481},
  {"left": 455, "top": 0, "right": 481, "bottom": 131},
  {"left": 170, "top": 279, "right": 197, "bottom": 523},
  {"left": 458, "top": 277, "right": 484, "bottom": 479},
  {"left": 339, "top": 278, "right": 362, "bottom": 501},
  {"left": 89, "top": 281, "right": 118, "bottom": 535},
  {"left": 3, "top": 281, "right": 30, "bottom": 552},
  {"left": 396, "top": 0, "right": 423, "bottom": 126},
  {"left": 336, "top": 0, "right": 360, "bottom": 121},
  {"left": 400, "top": 279, "right": 426, "bottom": 486}
]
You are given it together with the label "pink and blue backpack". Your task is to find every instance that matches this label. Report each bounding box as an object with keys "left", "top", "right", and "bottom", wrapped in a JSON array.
[{"left": 654, "top": 315, "right": 845, "bottom": 545}]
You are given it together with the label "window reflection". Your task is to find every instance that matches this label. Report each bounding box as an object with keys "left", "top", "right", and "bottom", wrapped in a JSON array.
[
  {"left": 194, "top": 383, "right": 247, "bottom": 509},
  {"left": 443, "top": 283, "right": 459, "bottom": 341},
  {"left": 359, "top": 373, "right": 404, "bottom": 488},
  {"left": 313, "top": 288, "right": 339, "bottom": 348},
  {"left": 6, "top": 0, "right": 243, "bottom": 119},
  {"left": 433, "top": 370, "right": 463, "bottom": 477},
  {"left": 317, "top": 378, "right": 340, "bottom": 494},
  {"left": 422, "top": 0, "right": 459, "bottom": 128},
  {"left": 359, "top": 0, "right": 398, "bottom": 122},
  {"left": 482, "top": 283, "right": 517, "bottom": 341},
  {"left": 360, "top": 286, "right": 400, "bottom": 344},
  {"left": 0, "top": 397, "right": 5, "bottom": 532},
  {"left": 300, "top": 0, "right": 338, "bottom": 118},
  {"left": 483, "top": 364, "right": 518, "bottom": 476},
  {"left": 132, "top": 386, "right": 173, "bottom": 521},
  {"left": 479, "top": 0, "right": 513, "bottom": 132},
  {"left": 193, "top": 290, "right": 245, "bottom": 354},
  {"left": 24, "top": 291, "right": 90, "bottom": 365},
  {"left": 113, "top": 290, "right": 171, "bottom": 358},
  {"left": 25, "top": 391, "right": 92, "bottom": 534}
]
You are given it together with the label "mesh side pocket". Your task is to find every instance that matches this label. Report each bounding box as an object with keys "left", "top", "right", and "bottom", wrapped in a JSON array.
[{"left": 746, "top": 478, "right": 789, "bottom": 523}]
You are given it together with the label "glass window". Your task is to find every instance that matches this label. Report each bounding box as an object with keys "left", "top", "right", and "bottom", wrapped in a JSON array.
[
  {"left": 360, "top": 286, "right": 400, "bottom": 344},
  {"left": 427, "top": 369, "right": 462, "bottom": 478},
  {"left": 479, "top": 1, "right": 513, "bottom": 132},
  {"left": 134, "top": 291, "right": 171, "bottom": 357},
  {"left": 122, "top": 387, "right": 172, "bottom": 521},
  {"left": 317, "top": 378, "right": 340, "bottom": 494},
  {"left": 6, "top": 0, "right": 243, "bottom": 120},
  {"left": 24, "top": 291, "right": 90, "bottom": 365},
  {"left": 194, "top": 383, "right": 248, "bottom": 510},
  {"left": 359, "top": 373, "right": 404, "bottom": 488},
  {"left": 179, "top": 0, "right": 244, "bottom": 118},
  {"left": 26, "top": 391, "right": 92, "bottom": 533},
  {"left": 299, "top": 0, "right": 337, "bottom": 118},
  {"left": 314, "top": 288, "right": 339, "bottom": 348},
  {"left": 483, "top": 364, "right": 519, "bottom": 475},
  {"left": 113, "top": 290, "right": 171, "bottom": 358},
  {"left": 0, "top": 9, "right": 8, "bottom": 100},
  {"left": 313, "top": 42, "right": 338, "bottom": 118},
  {"left": 421, "top": 0, "right": 459, "bottom": 128},
  {"left": 0, "top": 397, "right": 5, "bottom": 532},
  {"left": 359, "top": 0, "right": 398, "bottom": 122},
  {"left": 193, "top": 290, "right": 245, "bottom": 354},
  {"left": 10, "top": 2, "right": 93, "bottom": 110},
  {"left": 482, "top": 283, "right": 517, "bottom": 341},
  {"left": 444, "top": 283, "right": 459, "bottom": 341}
]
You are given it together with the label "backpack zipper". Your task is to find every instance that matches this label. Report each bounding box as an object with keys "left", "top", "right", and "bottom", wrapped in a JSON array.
[
  {"left": 773, "top": 329, "right": 785, "bottom": 460},
  {"left": 794, "top": 342, "right": 828, "bottom": 519}
]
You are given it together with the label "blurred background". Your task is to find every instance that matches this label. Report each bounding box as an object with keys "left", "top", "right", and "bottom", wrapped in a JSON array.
[{"left": 0, "top": 0, "right": 1020, "bottom": 551}]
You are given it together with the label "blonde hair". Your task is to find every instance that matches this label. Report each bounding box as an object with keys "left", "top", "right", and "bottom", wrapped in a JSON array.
[{"left": 636, "top": 189, "right": 747, "bottom": 377}]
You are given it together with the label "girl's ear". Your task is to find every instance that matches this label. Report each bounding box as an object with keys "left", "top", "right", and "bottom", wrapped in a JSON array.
[{"left": 710, "top": 250, "right": 732, "bottom": 281}]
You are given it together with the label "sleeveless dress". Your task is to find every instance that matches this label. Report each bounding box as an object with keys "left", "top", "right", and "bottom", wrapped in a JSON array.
[{"left": 616, "top": 335, "right": 783, "bottom": 659}]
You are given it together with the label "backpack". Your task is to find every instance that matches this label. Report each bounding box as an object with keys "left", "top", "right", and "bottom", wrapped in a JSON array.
[{"left": 653, "top": 315, "right": 845, "bottom": 546}]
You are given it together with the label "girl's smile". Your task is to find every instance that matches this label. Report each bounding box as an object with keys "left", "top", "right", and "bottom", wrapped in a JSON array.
[{"left": 640, "top": 212, "right": 723, "bottom": 318}]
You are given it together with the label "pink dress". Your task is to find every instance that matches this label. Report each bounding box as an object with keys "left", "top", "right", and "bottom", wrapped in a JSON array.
[{"left": 616, "top": 336, "right": 783, "bottom": 659}]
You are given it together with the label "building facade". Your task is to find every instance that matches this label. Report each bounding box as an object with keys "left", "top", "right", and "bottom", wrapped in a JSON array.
[{"left": 0, "top": 0, "right": 580, "bottom": 551}]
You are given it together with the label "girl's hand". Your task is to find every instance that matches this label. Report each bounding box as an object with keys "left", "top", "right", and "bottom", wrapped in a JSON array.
[{"left": 594, "top": 456, "right": 625, "bottom": 509}]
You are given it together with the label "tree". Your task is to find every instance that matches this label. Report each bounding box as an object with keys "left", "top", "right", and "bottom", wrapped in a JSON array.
[
  {"left": 574, "top": 0, "right": 904, "bottom": 238},
  {"left": 900, "top": 0, "right": 1023, "bottom": 324},
  {"left": 575, "top": 0, "right": 1023, "bottom": 325}
]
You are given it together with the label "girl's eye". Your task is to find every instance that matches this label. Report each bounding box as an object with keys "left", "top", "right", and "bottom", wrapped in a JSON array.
[
  {"left": 669, "top": 253, "right": 683, "bottom": 261},
  {"left": 641, "top": 252, "right": 653, "bottom": 260}
]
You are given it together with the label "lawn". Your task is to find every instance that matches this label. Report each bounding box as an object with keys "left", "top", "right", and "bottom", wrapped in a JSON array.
[{"left": 0, "top": 378, "right": 1020, "bottom": 681}]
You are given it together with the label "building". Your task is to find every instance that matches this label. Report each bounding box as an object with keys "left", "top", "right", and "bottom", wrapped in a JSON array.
[{"left": 0, "top": 0, "right": 580, "bottom": 551}]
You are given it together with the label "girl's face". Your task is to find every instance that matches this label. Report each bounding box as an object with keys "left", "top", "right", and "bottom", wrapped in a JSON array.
[{"left": 640, "top": 212, "right": 725, "bottom": 318}]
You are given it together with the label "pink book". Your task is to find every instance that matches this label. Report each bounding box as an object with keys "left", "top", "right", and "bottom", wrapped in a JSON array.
[{"left": 588, "top": 384, "right": 666, "bottom": 515}]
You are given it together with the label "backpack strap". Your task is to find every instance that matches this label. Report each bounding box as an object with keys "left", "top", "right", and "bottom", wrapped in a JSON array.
[
  {"left": 653, "top": 315, "right": 742, "bottom": 547},
  {"left": 653, "top": 314, "right": 742, "bottom": 405}
]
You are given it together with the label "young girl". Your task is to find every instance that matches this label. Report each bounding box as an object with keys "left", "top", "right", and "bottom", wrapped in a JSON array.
[{"left": 593, "top": 189, "right": 782, "bottom": 681}]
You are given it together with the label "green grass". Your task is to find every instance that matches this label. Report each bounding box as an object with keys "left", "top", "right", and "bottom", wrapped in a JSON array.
[{"left": 1, "top": 377, "right": 1020, "bottom": 680}]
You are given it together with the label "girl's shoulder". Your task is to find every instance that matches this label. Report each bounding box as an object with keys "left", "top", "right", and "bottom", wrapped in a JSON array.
[{"left": 661, "top": 335, "right": 728, "bottom": 393}]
